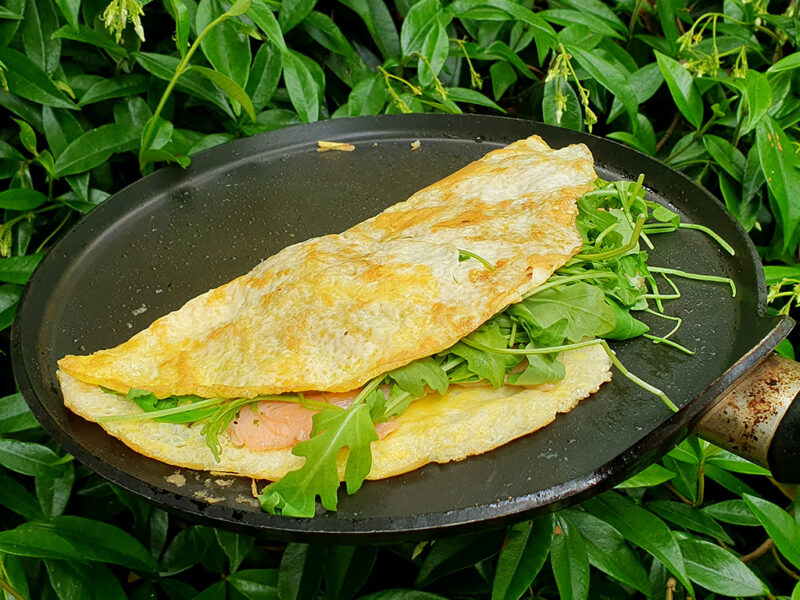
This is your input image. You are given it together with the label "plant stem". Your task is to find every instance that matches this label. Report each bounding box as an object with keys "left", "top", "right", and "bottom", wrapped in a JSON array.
[
  {"left": 139, "top": 10, "right": 232, "bottom": 172},
  {"left": 740, "top": 538, "right": 774, "bottom": 563}
]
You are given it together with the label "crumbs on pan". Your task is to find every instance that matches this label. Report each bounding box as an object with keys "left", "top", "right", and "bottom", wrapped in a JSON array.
[
  {"left": 165, "top": 472, "right": 186, "bottom": 487},
  {"left": 236, "top": 495, "right": 260, "bottom": 508},
  {"left": 411, "top": 139, "right": 421, "bottom": 151},
  {"left": 193, "top": 490, "right": 226, "bottom": 504},
  {"left": 317, "top": 140, "right": 355, "bottom": 152},
  {"left": 251, "top": 479, "right": 260, "bottom": 498},
  {"left": 214, "top": 479, "right": 234, "bottom": 488}
]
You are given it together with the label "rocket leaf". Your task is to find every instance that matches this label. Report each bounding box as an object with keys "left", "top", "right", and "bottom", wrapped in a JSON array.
[{"left": 260, "top": 403, "right": 378, "bottom": 517}]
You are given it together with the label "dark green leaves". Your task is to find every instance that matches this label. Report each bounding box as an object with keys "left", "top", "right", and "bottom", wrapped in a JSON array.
[
  {"left": 0, "top": 517, "right": 158, "bottom": 571},
  {"left": 655, "top": 51, "right": 703, "bottom": 129},
  {"left": 678, "top": 537, "right": 766, "bottom": 596},
  {"left": 0, "top": 48, "right": 75, "bottom": 109},
  {"left": 743, "top": 494, "right": 800, "bottom": 569},
  {"left": 756, "top": 117, "right": 800, "bottom": 250},
  {"left": 0, "top": 439, "right": 65, "bottom": 477},
  {"left": 54, "top": 124, "right": 139, "bottom": 176},
  {"left": 282, "top": 50, "right": 321, "bottom": 123},
  {"left": 550, "top": 515, "right": 589, "bottom": 600},
  {"left": 492, "top": 516, "right": 554, "bottom": 600}
]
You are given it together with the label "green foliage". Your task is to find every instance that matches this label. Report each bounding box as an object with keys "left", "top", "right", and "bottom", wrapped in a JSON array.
[{"left": 2, "top": 0, "right": 800, "bottom": 597}]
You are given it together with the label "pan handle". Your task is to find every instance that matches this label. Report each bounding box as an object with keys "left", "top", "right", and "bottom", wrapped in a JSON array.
[{"left": 694, "top": 353, "right": 800, "bottom": 483}]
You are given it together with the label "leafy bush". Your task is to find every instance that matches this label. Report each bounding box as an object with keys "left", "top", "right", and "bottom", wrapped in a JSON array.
[{"left": 1, "top": 0, "right": 800, "bottom": 598}]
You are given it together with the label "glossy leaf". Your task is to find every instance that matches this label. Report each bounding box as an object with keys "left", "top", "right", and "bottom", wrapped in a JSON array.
[
  {"left": 616, "top": 463, "right": 676, "bottom": 488},
  {"left": 0, "top": 253, "right": 44, "bottom": 284},
  {"left": 0, "top": 188, "right": 47, "bottom": 210},
  {"left": 324, "top": 545, "right": 377, "bottom": 600},
  {"left": 0, "top": 439, "right": 64, "bottom": 477},
  {"left": 79, "top": 75, "right": 149, "bottom": 107},
  {"left": 169, "top": 0, "right": 191, "bottom": 57},
  {"left": 52, "top": 0, "right": 79, "bottom": 29},
  {"left": 756, "top": 117, "right": 800, "bottom": 250},
  {"left": 568, "top": 45, "right": 638, "bottom": 127},
  {"left": 743, "top": 494, "right": 800, "bottom": 569},
  {"left": 0, "top": 48, "right": 75, "bottom": 109},
  {"left": 565, "top": 509, "right": 650, "bottom": 594},
  {"left": 187, "top": 65, "right": 256, "bottom": 121},
  {"left": 678, "top": 537, "right": 766, "bottom": 596},
  {"left": 279, "top": 0, "right": 317, "bottom": 33},
  {"left": 338, "top": 0, "right": 400, "bottom": 59},
  {"left": 655, "top": 51, "right": 703, "bottom": 129},
  {"left": 702, "top": 499, "right": 761, "bottom": 526},
  {"left": 550, "top": 514, "right": 589, "bottom": 600},
  {"left": 703, "top": 134, "right": 745, "bottom": 181},
  {"left": 0, "top": 469, "right": 44, "bottom": 519},
  {"left": 282, "top": 49, "right": 319, "bottom": 122},
  {"left": 492, "top": 514, "right": 555, "bottom": 600},
  {"left": 739, "top": 70, "right": 772, "bottom": 134},
  {"left": 415, "top": 529, "right": 505, "bottom": 587},
  {"left": 278, "top": 543, "right": 327, "bottom": 600},
  {"left": 197, "top": 0, "right": 251, "bottom": 88},
  {"left": 248, "top": 2, "right": 286, "bottom": 50},
  {"left": 0, "top": 392, "right": 38, "bottom": 433},
  {"left": 36, "top": 461, "right": 75, "bottom": 519},
  {"left": 583, "top": 492, "right": 693, "bottom": 594},
  {"left": 54, "top": 124, "right": 138, "bottom": 177},
  {"left": 645, "top": 500, "right": 734, "bottom": 543},
  {"left": 214, "top": 529, "right": 254, "bottom": 573},
  {"left": 42, "top": 106, "right": 84, "bottom": 157},
  {"left": 22, "top": 0, "right": 61, "bottom": 74}
]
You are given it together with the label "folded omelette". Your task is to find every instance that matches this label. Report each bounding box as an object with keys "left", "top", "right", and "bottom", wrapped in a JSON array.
[{"left": 57, "top": 134, "right": 612, "bottom": 482}]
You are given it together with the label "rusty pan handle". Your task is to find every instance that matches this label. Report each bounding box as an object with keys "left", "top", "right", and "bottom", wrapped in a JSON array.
[{"left": 694, "top": 353, "right": 800, "bottom": 483}]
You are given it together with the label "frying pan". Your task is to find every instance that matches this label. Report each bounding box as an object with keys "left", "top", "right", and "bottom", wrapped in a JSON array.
[{"left": 11, "top": 114, "right": 800, "bottom": 543}]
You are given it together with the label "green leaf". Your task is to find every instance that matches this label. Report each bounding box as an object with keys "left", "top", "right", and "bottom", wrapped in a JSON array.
[
  {"left": 214, "top": 529, "right": 254, "bottom": 573},
  {"left": 261, "top": 403, "right": 376, "bottom": 516},
  {"left": 387, "top": 357, "right": 448, "bottom": 397},
  {"left": 0, "top": 48, "right": 75, "bottom": 109},
  {"left": 583, "top": 492, "right": 693, "bottom": 594},
  {"left": 22, "top": 0, "right": 61, "bottom": 74},
  {"left": 0, "top": 253, "right": 43, "bottom": 284},
  {"left": 43, "top": 106, "right": 83, "bottom": 158},
  {"left": 702, "top": 499, "right": 761, "bottom": 526},
  {"left": 197, "top": 0, "right": 251, "bottom": 88},
  {"left": 0, "top": 469, "right": 44, "bottom": 519},
  {"left": 645, "top": 501, "right": 734, "bottom": 543},
  {"left": 14, "top": 118, "right": 37, "bottom": 155},
  {"left": 756, "top": 117, "right": 800, "bottom": 250},
  {"left": 415, "top": 529, "right": 505, "bottom": 587},
  {"left": 303, "top": 11, "right": 355, "bottom": 57},
  {"left": 400, "top": 0, "right": 441, "bottom": 57},
  {"left": 743, "top": 494, "right": 800, "bottom": 569},
  {"left": 52, "top": 0, "right": 79, "bottom": 29},
  {"left": 36, "top": 462, "right": 75, "bottom": 519},
  {"left": 0, "top": 188, "right": 47, "bottom": 210},
  {"left": 78, "top": 75, "right": 149, "bottom": 106},
  {"left": 248, "top": 2, "right": 286, "bottom": 50},
  {"left": 168, "top": 0, "right": 191, "bottom": 57},
  {"left": 279, "top": 0, "right": 317, "bottom": 33},
  {"left": 227, "top": 0, "right": 252, "bottom": 17},
  {"left": 417, "top": 19, "right": 449, "bottom": 89},
  {"left": 541, "top": 9, "right": 624, "bottom": 40},
  {"left": 0, "top": 439, "right": 64, "bottom": 477},
  {"left": 704, "top": 463, "right": 759, "bottom": 497},
  {"left": 54, "top": 124, "right": 138, "bottom": 177},
  {"left": 678, "top": 537, "right": 767, "bottom": 596},
  {"left": 706, "top": 449, "right": 771, "bottom": 475},
  {"left": 136, "top": 52, "right": 234, "bottom": 117},
  {"left": 0, "top": 392, "right": 38, "bottom": 433},
  {"left": 550, "top": 514, "right": 589, "bottom": 600},
  {"left": 346, "top": 73, "right": 388, "bottom": 116},
  {"left": 51, "top": 24, "right": 126, "bottom": 59},
  {"left": 564, "top": 509, "right": 650, "bottom": 594},
  {"left": 281, "top": 49, "right": 320, "bottom": 123},
  {"left": 339, "top": 0, "right": 400, "bottom": 60},
  {"left": 739, "top": 70, "right": 772, "bottom": 134},
  {"left": 446, "top": 87, "right": 505, "bottom": 112},
  {"left": 278, "top": 543, "right": 327, "bottom": 600},
  {"left": 227, "top": 569, "right": 279, "bottom": 599},
  {"left": 450, "top": 322, "right": 520, "bottom": 388},
  {"left": 703, "top": 134, "right": 746, "bottom": 181},
  {"left": 187, "top": 65, "right": 256, "bottom": 121},
  {"left": 359, "top": 592, "right": 448, "bottom": 600},
  {"left": 654, "top": 51, "right": 703, "bottom": 129},
  {"left": 46, "top": 559, "right": 92, "bottom": 600},
  {"left": 324, "top": 546, "right": 377, "bottom": 600},
  {"left": 490, "top": 61, "right": 517, "bottom": 101},
  {"left": 568, "top": 45, "right": 639, "bottom": 127},
  {"left": 492, "top": 515, "right": 554, "bottom": 600},
  {"left": 615, "top": 463, "right": 676, "bottom": 488}
]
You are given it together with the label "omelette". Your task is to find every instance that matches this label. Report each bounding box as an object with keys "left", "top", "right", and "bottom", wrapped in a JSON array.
[{"left": 56, "top": 134, "right": 612, "bottom": 491}]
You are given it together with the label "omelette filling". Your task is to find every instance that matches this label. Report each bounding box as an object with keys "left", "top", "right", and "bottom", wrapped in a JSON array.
[{"left": 97, "top": 176, "right": 736, "bottom": 517}]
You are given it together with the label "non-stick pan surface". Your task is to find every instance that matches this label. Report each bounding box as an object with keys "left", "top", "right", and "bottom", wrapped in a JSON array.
[{"left": 12, "top": 115, "right": 790, "bottom": 542}]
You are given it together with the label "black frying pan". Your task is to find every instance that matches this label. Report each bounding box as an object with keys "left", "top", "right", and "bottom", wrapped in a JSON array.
[{"left": 11, "top": 115, "right": 798, "bottom": 543}]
